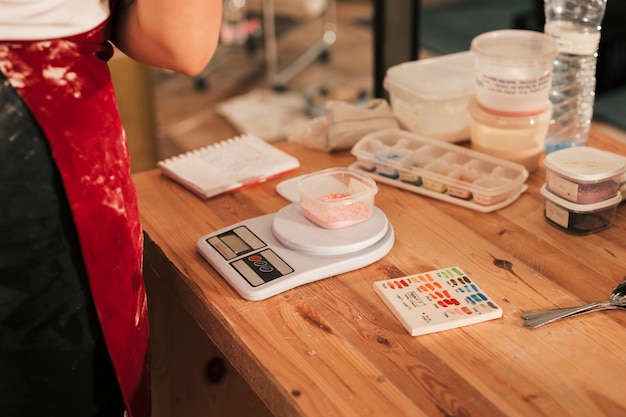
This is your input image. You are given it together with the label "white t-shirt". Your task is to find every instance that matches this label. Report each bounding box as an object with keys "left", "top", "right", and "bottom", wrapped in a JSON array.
[{"left": 0, "top": 0, "right": 110, "bottom": 40}]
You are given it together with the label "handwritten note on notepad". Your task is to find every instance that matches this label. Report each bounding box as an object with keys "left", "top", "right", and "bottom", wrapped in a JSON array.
[
  {"left": 373, "top": 266, "right": 502, "bottom": 336},
  {"left": 157, "top": 133, "right": 300, "bottom": 199}
]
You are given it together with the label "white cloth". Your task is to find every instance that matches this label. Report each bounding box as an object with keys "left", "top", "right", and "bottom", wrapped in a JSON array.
[
  {"left": 216, "top": 89, "right": 309, "bottom": 143},
  {"left": 288, "top": 99, "right": 400, "bottom": 152},
  {"left": 0, "top": 0, "right": 109, "bottom": 40}
]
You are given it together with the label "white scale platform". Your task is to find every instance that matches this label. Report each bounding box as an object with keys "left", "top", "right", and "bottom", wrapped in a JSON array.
[{"left": 197, "top": 202, "right": 394, "bottom": 300}]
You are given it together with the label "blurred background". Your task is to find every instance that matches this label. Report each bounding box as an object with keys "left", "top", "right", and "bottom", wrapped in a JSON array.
[{"left": 110, "top": 0, "right": 626, "bottom": 173}]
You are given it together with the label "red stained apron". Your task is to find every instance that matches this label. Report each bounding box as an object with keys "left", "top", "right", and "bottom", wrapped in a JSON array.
[{"left": 0, "top": 7, "right": 150, "bottom": 417}]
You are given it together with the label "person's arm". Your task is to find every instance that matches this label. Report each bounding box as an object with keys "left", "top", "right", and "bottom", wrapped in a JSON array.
[{"left": 111, "top": 0, "right": 223, "bottom": 76}]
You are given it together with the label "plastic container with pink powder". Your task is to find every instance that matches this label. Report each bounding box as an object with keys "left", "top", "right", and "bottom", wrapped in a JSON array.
[
  {"left": 299, "top": 168, "right": 378, "bottom": 229},
  {"left": 544, "top": 147, "right": 625, "bottom": 204}
]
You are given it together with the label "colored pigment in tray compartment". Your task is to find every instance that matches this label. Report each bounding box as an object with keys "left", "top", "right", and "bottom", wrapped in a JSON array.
[
  {"left": 446, "top": 166, "right": 482, "bottom": 200},
  {"left": 422, "top": 160, "right": 454, "bottom": 193},
  {"left": 374, "top": 149, "right": 410, "bottom": 179}
]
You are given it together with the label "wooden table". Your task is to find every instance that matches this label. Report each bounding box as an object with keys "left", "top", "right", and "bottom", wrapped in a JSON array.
[{"left": 134, "top": 128, "right": 626, "bottom": 417}]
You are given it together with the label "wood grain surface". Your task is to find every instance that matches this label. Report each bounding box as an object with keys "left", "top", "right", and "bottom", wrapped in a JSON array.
[{"left": 135, "top": 129, "right": 626, "bottom": 417}]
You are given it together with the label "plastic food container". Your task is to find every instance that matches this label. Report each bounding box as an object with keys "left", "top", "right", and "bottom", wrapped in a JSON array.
[
  {"left": 544, "top": 147, "right": 626, "bottom": 204},
  {"left": 350, "top": 128, "right": 529, "bottom": 212},
  {"left": 383, "top": 51, "right": 476, "bottom": 143},
  {"left": 470, "top": 30, "right": 558, "bottom": 115},
  {"left": 541, "top": 185, "right": 621, "bottom": 235},
  {"left": 468, "top": 97, "right": 551, "bottom": 172},
  {"left": 298, "top": 168, "right": 378, "bottom": 229}
]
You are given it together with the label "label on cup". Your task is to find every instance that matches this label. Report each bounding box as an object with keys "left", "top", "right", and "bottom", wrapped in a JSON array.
[{"left": 475, "top": 70, "right": 552, "bottom": 115}]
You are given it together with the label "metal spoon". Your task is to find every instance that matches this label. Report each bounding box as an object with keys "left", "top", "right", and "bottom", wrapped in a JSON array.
[
  {"left": 522, "top": 304, "right": 626, "bottom": 320},
  {"left": 523, "top": 303, "right": 626, "bottom": 327},
  {"left": 522, "top": 279, "right": 626, "bottom": 328},
  {"left": 522, "top": 278, "right": 626, "bottom": 321}
]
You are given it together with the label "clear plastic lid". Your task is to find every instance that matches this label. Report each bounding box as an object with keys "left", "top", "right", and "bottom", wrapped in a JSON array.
[
  {"left": 383, "top": 51, "right": 476, "bottom": 101},
  {"left": 544, "top": 147, "right": 626, "bottom": 183},
  {"left": 470, "top": 30, "right": 558, "bottom": 65}
]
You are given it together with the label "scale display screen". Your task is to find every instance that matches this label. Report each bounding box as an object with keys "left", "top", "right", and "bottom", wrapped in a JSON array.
[
  {"left": 221, "top": 234, "right": 250, "bottom": 255},
  {"left": 207, "top": 226, "right": 265, "bottom": 260}
]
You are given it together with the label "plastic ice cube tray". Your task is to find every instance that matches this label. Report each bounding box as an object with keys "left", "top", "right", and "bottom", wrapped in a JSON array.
[{"left": 350, "top": 129, "right": 529, "bottom": 212}]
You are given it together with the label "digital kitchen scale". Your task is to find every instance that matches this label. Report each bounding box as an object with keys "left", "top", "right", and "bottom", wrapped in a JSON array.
[{"left": 196, "top": 202, "right": 394, "bottom": 301}]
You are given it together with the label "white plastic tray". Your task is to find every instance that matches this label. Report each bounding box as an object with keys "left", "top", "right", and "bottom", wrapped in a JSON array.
[{"left": 350, "top": 129, "right": 529, "bottom": 213}]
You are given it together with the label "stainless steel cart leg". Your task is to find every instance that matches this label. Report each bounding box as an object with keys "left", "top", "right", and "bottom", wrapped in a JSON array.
[{"left": 262, "top": 0, "right": 336, "bottom": 90}]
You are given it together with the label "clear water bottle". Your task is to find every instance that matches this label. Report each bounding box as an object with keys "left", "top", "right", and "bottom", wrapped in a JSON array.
[{"left": 543, "top": 0, "right": 607, "bottom": 152}]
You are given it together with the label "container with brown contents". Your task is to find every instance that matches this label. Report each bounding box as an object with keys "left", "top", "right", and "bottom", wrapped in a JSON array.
[{"left": 541, "top": 185, "right": 622, "bottom": 235}]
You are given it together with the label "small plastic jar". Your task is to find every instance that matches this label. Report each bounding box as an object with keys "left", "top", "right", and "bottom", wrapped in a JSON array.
[
  {"left": 468, "top": 97, "right": 551, "bottom": 172},
  {"left": 298, "top": 168, "right": 378, "bottom": 229},
  {"left": 470, "top": 30, "right": 558, "bottom": 115},
  {"left": 540, "top": 185, "right": 621, "bottom": 235},
  {"left": 544, "top": 147, "right": 626, "bottom": 204}
]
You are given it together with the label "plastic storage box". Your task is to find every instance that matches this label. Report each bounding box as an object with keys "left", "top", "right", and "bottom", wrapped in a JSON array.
[
  {"left": 350, "top": 129, "right": 529, "bottom": 212},
  {"left": 544, "top": 147, "right": 626, "bottom": 204},
  {"left": 298, "top": 168, "right": 378, "bottom": 229},
  {"left": 541, "top": 185, "right": 622, "bottom": 235},
  {"left": 383, "top": 51, "right": 476, "bottom": 143}
]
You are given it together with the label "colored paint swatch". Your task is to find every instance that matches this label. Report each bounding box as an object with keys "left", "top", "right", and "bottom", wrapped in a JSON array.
[{"left": 373, "top": 266, "right": 503, "bottom": 336}]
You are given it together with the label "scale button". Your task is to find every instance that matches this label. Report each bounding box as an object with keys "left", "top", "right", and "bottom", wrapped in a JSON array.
[{"left": 246, "top": 255, "right": 274, "bottom": 272}]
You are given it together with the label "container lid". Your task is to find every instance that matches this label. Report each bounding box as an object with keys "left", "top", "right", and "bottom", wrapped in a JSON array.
[
  {"left": 541, "top": 184, "right": 622, "bottom": 212},
  {"left": 383, "top": 51, "right": 476, "bottom": 101},
  {"left": 470, "top": 30, "right": 558, "bottom": 65},
  {"left": 298, "top": 167, "right": 377, "bottom": 201},
  {"left": 544, "top": 147, "right": 626, "bottom": 182}
]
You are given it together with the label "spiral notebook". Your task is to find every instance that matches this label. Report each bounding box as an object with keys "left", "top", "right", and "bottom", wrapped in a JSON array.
[{"left": 158, "top": 133, "right": 300, "bottom": 199}]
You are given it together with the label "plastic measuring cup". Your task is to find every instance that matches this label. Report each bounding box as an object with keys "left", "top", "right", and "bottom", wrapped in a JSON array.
[{"left": 471, "top": 29, "right": 558, "bottom": 116}]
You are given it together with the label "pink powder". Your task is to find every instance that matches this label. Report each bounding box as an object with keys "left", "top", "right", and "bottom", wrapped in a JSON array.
[
  {"left": 301, "top": 193, "right": 373, "bottom": 229},
  {"left": 571, "top": 181, "right": 618, "bottom": 204}
]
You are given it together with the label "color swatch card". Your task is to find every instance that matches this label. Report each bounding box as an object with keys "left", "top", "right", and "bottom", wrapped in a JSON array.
[{"left": 373, "top": 266, "right": 502, "bottom": 336}]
